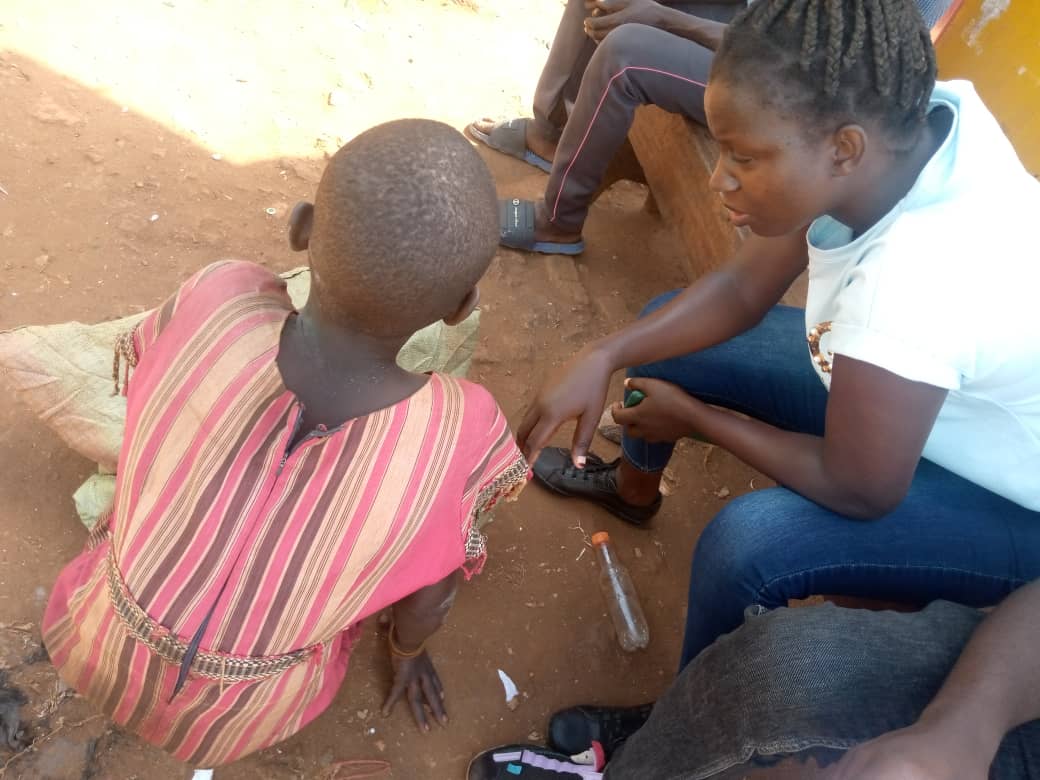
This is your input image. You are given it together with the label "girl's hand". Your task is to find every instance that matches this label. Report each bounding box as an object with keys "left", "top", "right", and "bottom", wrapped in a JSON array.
[
  {"left": 381, "top": 649, "right": 448, "bottom": 733},
  {"left": 610, "top": 377, "right": 699, "bottom": 443}
]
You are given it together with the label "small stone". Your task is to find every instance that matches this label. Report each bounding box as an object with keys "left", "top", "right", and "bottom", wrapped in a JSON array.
[
  {"left": 633, "top": 547, "right": 643, "bottom": 559},
  {"left": 134, "top": 181, "right": 145, "bottom": 188},
  {"left": 151, "top": 148, "right": 167, "bottom": 159},
  {"left": 506, "top": 696, "right": 520, "bottom": 711},
  {"left": 527, "top": 731, "right": 542, "bottom": 742},
  {"left": 33, "top": 253, "right": 50, "bottom": 270},
  {"left": 149, "top": 213, "right": 160, "bottom": 222},
  {"left": 85, "top": 149, "right": 104, "bottom": 164},
  {"left": 714, "top": 486, "right": 731, "bottom": 499},
  {"left": 356, "top": 709, "right": 369, "bottom": 720},
  {"left": 211, "top": 153, "right": 223, "bottom": 161},
  {"left": 375, "top": 740, "right": 386, "bottom": 752}
]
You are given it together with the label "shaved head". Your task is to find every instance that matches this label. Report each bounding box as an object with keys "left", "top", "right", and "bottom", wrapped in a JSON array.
[{"left": 306, "top": 118, "right": 498, "bottom": 336}]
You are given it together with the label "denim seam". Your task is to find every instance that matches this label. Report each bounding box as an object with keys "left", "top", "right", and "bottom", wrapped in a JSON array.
[
  {"left": 755, "top": 562, "right": 1029, "bottom": 606},
  {"left": 676, "top": 737, "right": 858, "bottom": 780}
]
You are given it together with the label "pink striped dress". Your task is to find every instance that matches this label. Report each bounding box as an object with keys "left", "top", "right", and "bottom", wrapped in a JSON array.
[{"left": 42, "top": 261, "right": 528, "bottom": 766}]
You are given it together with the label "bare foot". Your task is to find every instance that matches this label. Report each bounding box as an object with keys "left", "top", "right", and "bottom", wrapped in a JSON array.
[{"left": 469, "top": 117, "right": 558, "bottom": 163}]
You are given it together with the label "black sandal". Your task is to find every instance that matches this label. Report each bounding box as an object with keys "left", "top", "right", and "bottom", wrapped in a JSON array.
[
  {"left": 466, "top": 117, "right": 554, "bottom": 173},
  {"left": 499, "top": 199, "right": 585, "bottom": 255}
]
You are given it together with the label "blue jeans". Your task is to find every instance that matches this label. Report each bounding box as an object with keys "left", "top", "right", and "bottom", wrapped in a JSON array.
[{"left": 622, "top": 290, "right": 1040, "bottom": 665}]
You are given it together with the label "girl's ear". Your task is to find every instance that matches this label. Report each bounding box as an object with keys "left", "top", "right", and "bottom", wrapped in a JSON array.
[
  {"left": 832, "top": 124, "right": 868, "bottom": 176},
  {"left": 288, "top": 202, "right": 314, "bottom": 252}
]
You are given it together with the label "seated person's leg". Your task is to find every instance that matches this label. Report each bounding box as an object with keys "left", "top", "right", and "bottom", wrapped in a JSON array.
[
  {"left": 541, "top": 23, "right": 717, "bottom": 242},
  {"left": 470, "top": 2, "right": 738, "bottom": 172},
  {"left": 469, "top": 0, "right": 592, "bottom": 168},
  {"left": 680, "top": 459, "right": 1040, "bottom": 664},
  {"left": 607, "top": 601, "right": 980, "bottom": 778}
]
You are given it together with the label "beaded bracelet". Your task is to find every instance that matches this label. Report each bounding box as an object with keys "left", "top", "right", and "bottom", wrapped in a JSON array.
[{"left": 387, "top": 622, "right": 426, "bottom": 659}]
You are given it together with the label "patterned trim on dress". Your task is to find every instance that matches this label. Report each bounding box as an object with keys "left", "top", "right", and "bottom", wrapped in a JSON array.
[
  {"left": 463, "top": 456, "right": 529, "bottom": 578},
  {"left": 807, "top": 321, "right": 834, "bottom": 374},
  {"left": 106, "top": 547, "right": 317, "bottom": 683},
  {"left": 112, "top": 327, "right": 140, "bottom": 396}
]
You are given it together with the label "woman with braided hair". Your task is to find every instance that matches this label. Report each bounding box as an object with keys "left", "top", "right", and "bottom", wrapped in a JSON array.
[{"left": 470, "top": 0, "right": 1040, "bottom": 776}]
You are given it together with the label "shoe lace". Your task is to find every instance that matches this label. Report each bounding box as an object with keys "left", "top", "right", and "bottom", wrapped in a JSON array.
[{"left": 562, "top": 457, "right": 614, "bottom": 481}]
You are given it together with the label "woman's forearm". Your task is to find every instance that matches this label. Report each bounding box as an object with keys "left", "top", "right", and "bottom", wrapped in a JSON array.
[
  {"left": 598, "top": 233, "right": 808, "bottom": 373},
  {"left": 685, "top": 403, "right": 894, "bottom": 518}
]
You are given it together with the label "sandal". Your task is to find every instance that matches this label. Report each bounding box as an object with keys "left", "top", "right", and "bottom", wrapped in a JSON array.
[
  {"left": 466, "top": 117, "right": 554, "bottom": 174},
  {"left": 532, "top": 448, "right": 660, "bottom": 527},
  {"left": 500, "top": 199, "right": 585, "bottom": 256}
]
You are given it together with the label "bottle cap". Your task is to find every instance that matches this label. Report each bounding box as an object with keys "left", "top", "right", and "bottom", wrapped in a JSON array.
[{"left": 591, "top": 531, "right": 610, "bottom": 545}]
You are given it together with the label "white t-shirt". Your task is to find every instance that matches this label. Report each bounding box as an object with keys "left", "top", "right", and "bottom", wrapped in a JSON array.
[{"left": 804, "top": 80, "right": 1040, "bottom": 510}]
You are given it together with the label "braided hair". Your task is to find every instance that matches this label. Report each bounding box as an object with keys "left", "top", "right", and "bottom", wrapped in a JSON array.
[{"left": 712, "top": 0, "right": 937, "bottom": 150}]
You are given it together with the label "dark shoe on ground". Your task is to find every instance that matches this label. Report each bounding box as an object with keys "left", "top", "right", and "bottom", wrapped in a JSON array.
[
  {"left": 466, "top": 117, "right": 554, "bottom": 173},
  {"left": 532, "top": 448, "right": 660, "bottom": 527},
  {"left": 548, "top": 703, "right": 654, "bottom": 759},
  {"left": 468, "top": 743, "right": 605, "bottom": 779}
]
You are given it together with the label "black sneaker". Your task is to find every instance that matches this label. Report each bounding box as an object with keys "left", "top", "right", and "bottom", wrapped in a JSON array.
[
  {"left": 468, "top": 743, "right": 605, "bottom": 779},
  {"left": 532, "top": 449, "right": 661, "bottom": 527},
  {"left": 548, "top": 703, "right": 654, "bottom": 759}
]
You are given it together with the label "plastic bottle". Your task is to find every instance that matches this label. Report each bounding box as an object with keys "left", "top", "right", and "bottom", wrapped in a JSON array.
[{"left": 592, "top": 531, "right": 649, "bottom": 651}]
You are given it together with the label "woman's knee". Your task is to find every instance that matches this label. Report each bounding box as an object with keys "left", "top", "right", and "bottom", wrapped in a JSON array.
[
  {"left": 637, "top": 288, "right": 683, "bottom": 320},
  {"left": 691, "top": 490, "right": 799, "bottom": 596},
  {"left": 595, "top": 22, "right": 660, "bottom": 69}
]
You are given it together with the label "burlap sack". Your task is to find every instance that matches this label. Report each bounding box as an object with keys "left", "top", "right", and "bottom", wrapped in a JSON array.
[{"left": 0, "top": 266, "right": 479, "bottom": 527}]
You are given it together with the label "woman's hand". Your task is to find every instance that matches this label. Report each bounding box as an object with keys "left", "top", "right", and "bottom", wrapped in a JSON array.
[
  {"left": 517, "top": 345, "right": 616, "bottom": 467},
  {"left": 610, "top": 377, "right": 700, "bottom": 443},
  {"left": 584, "top": 0, "right": 666, "bottom": 42},
  {"left": 381, "top": 649, "right": 448, "bottom": 733}
]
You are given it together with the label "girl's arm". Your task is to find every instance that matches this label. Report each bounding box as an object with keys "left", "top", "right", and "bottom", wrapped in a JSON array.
[{"left": 381, "top": 571, "right": 459, "bottom": 731}]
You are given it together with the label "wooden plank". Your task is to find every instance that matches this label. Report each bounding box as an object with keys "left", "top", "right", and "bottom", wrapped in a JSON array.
[{"left": 628, "top": 105, "right": 745, "bottom": 280}]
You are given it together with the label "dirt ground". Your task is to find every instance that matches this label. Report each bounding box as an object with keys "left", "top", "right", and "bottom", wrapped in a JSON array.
[{"left": 0, "top": 2, "right": 765, "bottom": 777}]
